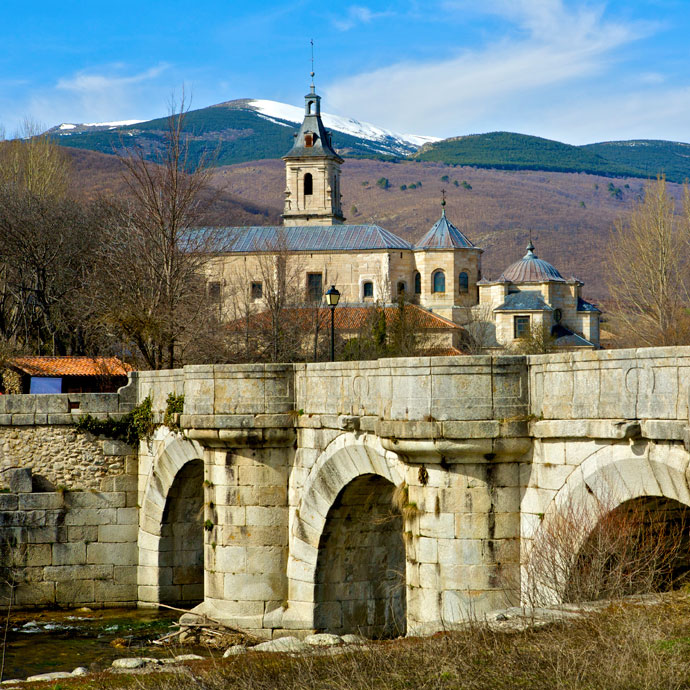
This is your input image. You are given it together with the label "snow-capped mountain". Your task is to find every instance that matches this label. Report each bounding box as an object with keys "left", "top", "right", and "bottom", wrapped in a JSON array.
[{"left": 247, "top": 99, "right": 437, "bottom": 152}]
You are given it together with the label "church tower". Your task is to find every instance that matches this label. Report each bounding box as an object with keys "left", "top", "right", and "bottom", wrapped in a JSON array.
[{"left": 282, "top": 80, "right": 344, "bottom": 226}]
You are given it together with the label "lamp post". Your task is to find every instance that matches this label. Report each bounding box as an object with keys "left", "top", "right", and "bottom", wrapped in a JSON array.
[{"left": 325, "top": 285, "right": 340, "bottom": 362}]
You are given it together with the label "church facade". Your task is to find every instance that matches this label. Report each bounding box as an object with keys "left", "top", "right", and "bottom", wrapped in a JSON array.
[{"left": 207, "top": 82, "right": 600, "bottom": 351}]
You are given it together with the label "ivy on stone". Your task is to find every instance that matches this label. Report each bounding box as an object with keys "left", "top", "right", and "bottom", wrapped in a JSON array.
[{"left": 75, "top": 396, "right": 154, "bottom": 446}]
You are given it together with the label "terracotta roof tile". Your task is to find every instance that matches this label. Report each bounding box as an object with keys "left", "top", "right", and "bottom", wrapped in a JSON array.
[{"left": 11, "top": 357, "right": 133, "bottom": 378}]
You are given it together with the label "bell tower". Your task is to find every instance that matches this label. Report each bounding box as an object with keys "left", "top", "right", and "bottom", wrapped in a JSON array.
[{"left": 282, "top": 76, "right": 344, "bottom": 226}]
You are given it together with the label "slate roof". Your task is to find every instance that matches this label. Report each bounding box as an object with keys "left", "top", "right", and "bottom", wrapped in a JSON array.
[
  {"left": 227, "top": 303, "right": 462, "bottom": 333},
  {"left": 283, "top": 85, "right": 343, "bottom": 161},
  {"left": 11, "top": 357, "right": 133, "bottom": 377},
  {"left": 500, "top": 241, "right": 565, "bottom": 283},
  {"left": 197, "top": 225, "right": 414, "bottom": 252},
  {"left": 551, "top": 324, "right": 597, "bottom": 348},
  {"left": 577, "top": 297, "right": 600, "bottom": 313},
  {"left": 494, "top": 291, "right": 553, "bottom": 312},
  {"left": 415, "top": 209, "right": 476, "bottom": 250}
]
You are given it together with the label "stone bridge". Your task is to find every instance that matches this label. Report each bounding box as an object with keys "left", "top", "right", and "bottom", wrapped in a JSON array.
[{"left": 1, "top": 348, "right": 690, "bottom": 638}]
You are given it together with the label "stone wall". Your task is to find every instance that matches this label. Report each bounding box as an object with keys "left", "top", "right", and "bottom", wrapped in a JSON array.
[
  {"left": 0, "top": 382, "right": 137, "bottom": 490},
  {"left": 0, "top": 468, "right": 138, "bottom": 608}
]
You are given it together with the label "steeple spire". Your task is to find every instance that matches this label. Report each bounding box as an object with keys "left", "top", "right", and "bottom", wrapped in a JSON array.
[{"left": 282, "top": 49, "right": 344, "bottom": 226}]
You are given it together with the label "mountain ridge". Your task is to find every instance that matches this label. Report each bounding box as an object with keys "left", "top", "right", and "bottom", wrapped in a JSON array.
[{"left": 46, "top": 99, "right": 690, "bottom": 182}]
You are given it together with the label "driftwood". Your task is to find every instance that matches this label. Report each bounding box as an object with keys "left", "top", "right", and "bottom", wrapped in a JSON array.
[{"left": 152, "top": 602, "right": 258, "bottom": 646}]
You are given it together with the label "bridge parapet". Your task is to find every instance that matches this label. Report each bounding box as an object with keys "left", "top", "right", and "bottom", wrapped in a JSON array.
[{"left": 529, "top": 347, "right": 690, "bottom": 422}]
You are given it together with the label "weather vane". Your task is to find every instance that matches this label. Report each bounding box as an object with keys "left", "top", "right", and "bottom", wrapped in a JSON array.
[
  {"left": 310, "top": 39, "right": 315, "bottom": 85},
  {"left": 441, "top": 188, "right": 446, "bottom": 207}
]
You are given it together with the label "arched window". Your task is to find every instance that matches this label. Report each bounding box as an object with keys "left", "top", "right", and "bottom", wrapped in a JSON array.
[
  {"left": 397, "top": 281, "right": 406, "bottom": 295},
  {"left": 432, "top": 270, "right": 445, "bottom": 293},
  {"left": 459, "top": 272, "right": 469, "bottom": 293},
  {"left": 304, "top": 173, "right": 313, "bottom": 196},
  {"left": 363, "top": 281, "right": 374, "bottom": 299},
  {"left": 414, "top": 272, "right": 421, "bottom": 295}
]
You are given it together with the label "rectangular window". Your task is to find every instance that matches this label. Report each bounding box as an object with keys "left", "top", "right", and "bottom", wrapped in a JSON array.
[
  {"left": 307, "top": 273, "right": 323, "bottom": 302},
  {"left": 514, "top": 315, "right": 530, "bottom": 339},
  {"left": 208, "top": 281, "right": 221, "bottom": 301},
  {"left": 251, "top": 281, "right": 263, "bottom": 299}
]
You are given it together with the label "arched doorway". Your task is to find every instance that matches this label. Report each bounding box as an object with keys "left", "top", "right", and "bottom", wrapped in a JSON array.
[
  {"left": 159, "top": 459, "right": 204, "bottom": 606},
  {"left": 314, "top": 473, "right": 406, "bottom": 638}
]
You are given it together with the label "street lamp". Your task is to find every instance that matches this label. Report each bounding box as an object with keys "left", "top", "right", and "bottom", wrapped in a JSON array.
[{"left": 325, "top": 285, "right": 340, "bottom": 362}]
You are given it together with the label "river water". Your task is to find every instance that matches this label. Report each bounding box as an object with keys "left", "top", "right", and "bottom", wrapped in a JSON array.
[{"left": 0, "top": 608, "right": 205, "bottom": 681}]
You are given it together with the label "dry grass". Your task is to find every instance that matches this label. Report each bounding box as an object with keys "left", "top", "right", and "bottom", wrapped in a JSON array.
[{"left": 29, "top": 592, "right": 690, "bottom": 690}]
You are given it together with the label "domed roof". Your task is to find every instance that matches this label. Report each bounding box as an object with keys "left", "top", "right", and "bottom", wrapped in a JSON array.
[
  {"left": 416, "top": 206, "right": 475, "bottom": 250},
  {"left": 500, "top": 241, "right": 564, "bottom": 283}
]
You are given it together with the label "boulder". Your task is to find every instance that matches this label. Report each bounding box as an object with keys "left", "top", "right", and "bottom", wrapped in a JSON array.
[
  {"left": 250, "top": 636, "right": 311, "bottom": 653},
  {"left": 223, "top": 645, "right": 247, "bottom": 657},
  {"left": 304, "top": 633, "right": 342, "bottom": 646}
]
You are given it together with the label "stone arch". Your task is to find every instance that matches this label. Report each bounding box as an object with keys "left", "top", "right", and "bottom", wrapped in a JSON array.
[
  {"left": 138, "top": 432, "right": 205, "bottom": 605},
  {"left": 525, "top": 441, "right": 690, "bottom": 604},
  {"left": 286, "top": 433, "right": 406, "bottom": 633}
]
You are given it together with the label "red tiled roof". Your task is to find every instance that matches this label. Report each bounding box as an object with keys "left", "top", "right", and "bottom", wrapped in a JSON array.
[
  {"left": 11, "top": 357, "right": 133, "bottom": 378},
  {"left": 227, "top": 304, "right": 463, "bottom": 333}
]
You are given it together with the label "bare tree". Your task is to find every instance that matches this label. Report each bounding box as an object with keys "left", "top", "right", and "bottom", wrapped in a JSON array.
[
  {"left": 510, "top": 323, "right": 556, "bottom": 355},
  {"left": 0, "top": 118, "right": 70, "bottom": 199},
  {"left": 92, "top": 92, "right": 226, "bottom": 369},
  {"left": 526, "top": 489, "right": 689, "bottom": 607},
  {"left": 254, "top": 233, "right": 306, "bottom": 363},
  {"left": 607, "top": 177, "right": 690, "bottom": 347},
  {"left": 459, "top": 304, "right": 500, "bottom": 353}
]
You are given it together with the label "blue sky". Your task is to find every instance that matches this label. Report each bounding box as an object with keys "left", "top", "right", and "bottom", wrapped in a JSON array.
[{"left": 1, "top": 0, "right": 690, "bottom": 144}]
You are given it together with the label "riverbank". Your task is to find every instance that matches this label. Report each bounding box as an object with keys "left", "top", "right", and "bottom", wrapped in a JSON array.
[{"left": 5, "top": 591, "right": 690, "bottom": 689}]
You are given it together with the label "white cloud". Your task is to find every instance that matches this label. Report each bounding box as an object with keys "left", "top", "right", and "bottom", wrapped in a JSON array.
[
  {"left": 333, "top": 5, "right": 392, "bottom": 31},
  {"left": 15, "top": 64, "right": 172, "bottom": 132},
  {"left": 325, "top": 1, "right": 664, "bottom": 142}
]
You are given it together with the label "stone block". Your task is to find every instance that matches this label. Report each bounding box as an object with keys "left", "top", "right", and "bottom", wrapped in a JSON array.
[
  {"left": 214, "top": 545, "right": 247, "bottom": 574},
  {"left": 246, "top": 546, "right": 286, "bottom": 574},
  {"left": 64, "top": 508, "right": 118, "bottom": 526},
  {"left": 14, "top": 582, "right": 55, "bottom": 606},
  {"left": 417, "top": 512, "right": 455, "bottom": 539},
  {"left": 67, "top": 526, "right": 98, "bottom": 542},
  {"left": 18, "top": 493, "right": 63, "bottom": 510},
  {"left": 223, "top": 572, "right": 285, "bottom": 601},
  {"left": 98, "top": 524, "right": 138, "bottom": 543},
  {"left": 246, "top": 506, "right": 288, "bottom": 528},
  {"left": 8, "top": 468, "right": 32, "bottom": 493},
  {"left": 47, "top": 414, "right": 75, "bottom": 425},
  {"left": 26, "top": 526, "right": 60, "bottom": 544},
  {"left": 3, "top": 396, "right": 35, "bottom": 414},
  {"left": 455, "top": 512, "right": 490, "bottom": 539},
  {"left": 25, "top": 543, "right": 52, "bottom": 567},
  {"left": 67, "top": 491, "right": 128, "bottom": 509},
  {"left": 87, "top": 542, "right": 137, "bottom": 566},
  {"left": 237, "top": 485, "right": 287, "bottom": 507},
  {"left": 56, "top": 580, "right": 95, "bottom": 604},
  {"left": 103, "top": 440, "right": 134, "bottom": 456},
  {"left": 0, "top": 495, "right": 18, "bottom": 511},
  {"left": 415, "top": 537, "right": 438, "bottom": 563},
  {"left": 12, "top": 414, "right": 36, "bottom": 425},
  {"left": 117, "top": 507, "right": 140, "bottom": 525},
  {"left": 44, "top": 564, "right": 112, "bottom": 581},
  {"left": 52, "top": 542, "right": 86, "bottom": 566},
  {"left": 437, "top": 537, "right": 484, "bottom": 566},
  {"left": 94, "top": 582, "right": 136, "bottom": 602}
]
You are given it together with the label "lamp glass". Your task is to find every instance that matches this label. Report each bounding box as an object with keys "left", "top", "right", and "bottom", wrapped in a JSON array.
[{"left": 325, "top": 285, "right": 340, "bottom": 306}]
